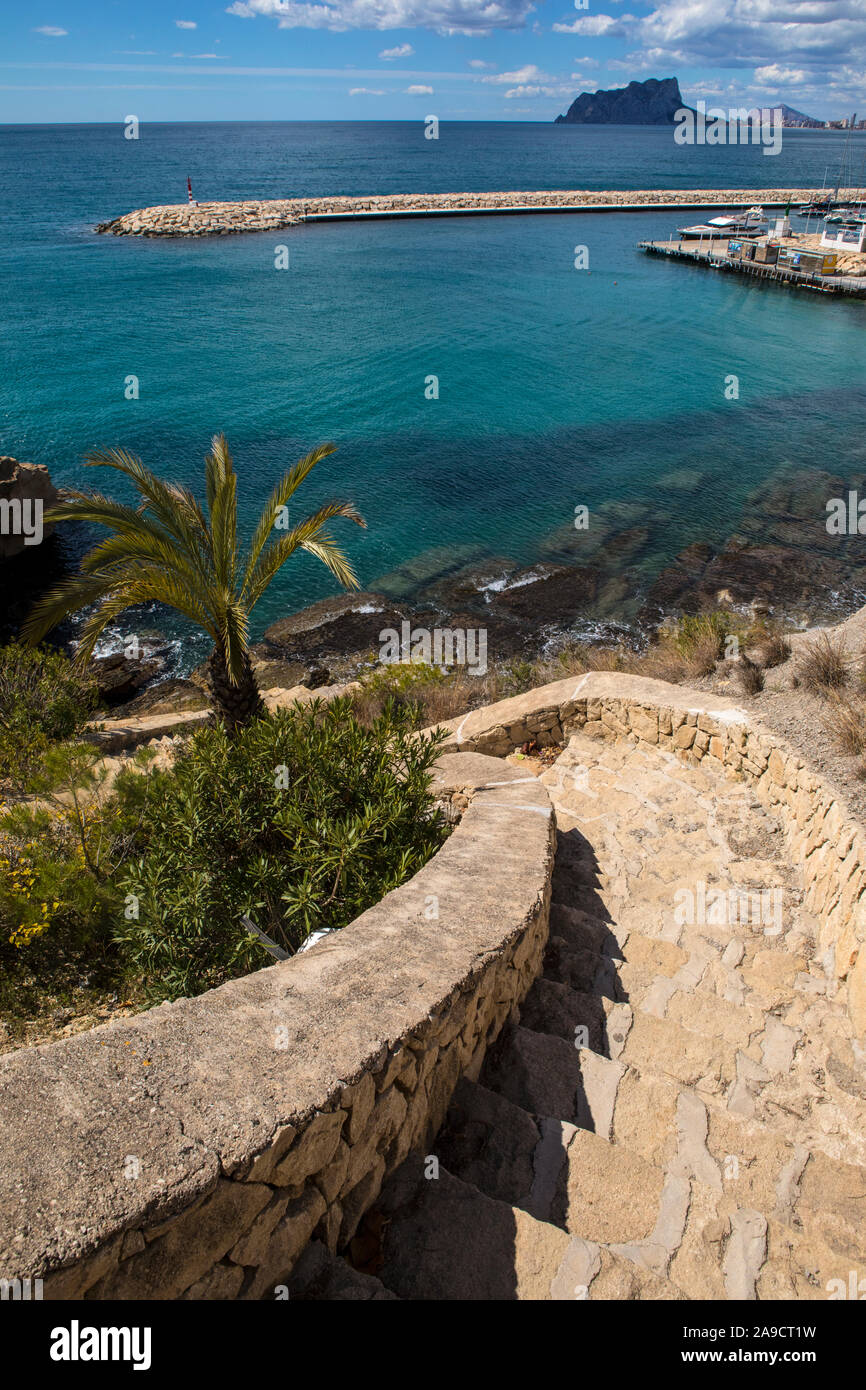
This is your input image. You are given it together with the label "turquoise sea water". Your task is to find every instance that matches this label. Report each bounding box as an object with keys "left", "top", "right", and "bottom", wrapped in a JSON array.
[{"left": 1, "top": 122, "right": 866, "bottom": 667}]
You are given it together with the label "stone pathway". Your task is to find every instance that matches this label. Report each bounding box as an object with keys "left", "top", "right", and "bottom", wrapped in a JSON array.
[{"left": 285, "top": 732, "right": 866, "bottom": 1301}]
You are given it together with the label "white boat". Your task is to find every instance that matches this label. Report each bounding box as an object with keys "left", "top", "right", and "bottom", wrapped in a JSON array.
[{"left": 677, "top": 206, "right": 766, "bottom": 239}]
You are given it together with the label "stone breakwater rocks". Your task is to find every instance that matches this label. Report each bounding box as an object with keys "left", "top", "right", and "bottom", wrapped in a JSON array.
[{"left": 94, "top": 188, "right": 862, "bottom": 238}]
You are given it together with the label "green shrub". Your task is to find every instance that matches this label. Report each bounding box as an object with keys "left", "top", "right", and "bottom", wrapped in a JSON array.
[
  {"left": 118, "top": 698, "right": 449, "bottom": 1002},
  {"left": 0, "top": 643, "right": 97, "bottom": 793},
  {"left": 0, "top": 744, "right": 154, "bottom": 957}
]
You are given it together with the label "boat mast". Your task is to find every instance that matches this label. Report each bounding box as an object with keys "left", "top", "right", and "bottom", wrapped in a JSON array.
[{"left": 833, "top": 114, "right": 857, "bottom": 205}]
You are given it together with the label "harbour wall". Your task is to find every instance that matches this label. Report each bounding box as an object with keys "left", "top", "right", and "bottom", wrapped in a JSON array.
[{"left": 95, "top": 188, "right": 866, "bottom": 238}]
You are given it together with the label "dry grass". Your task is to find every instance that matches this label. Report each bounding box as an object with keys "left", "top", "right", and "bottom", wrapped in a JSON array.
[
  {"left": 751, "top": 631, "right": 792, "bottom": 669},
  {"left": 347, "top": 609, "right": 782, "bottom": 732},
  {"left": 736, "top": 655, "right": 765, "bottom": 695},
  {"left": 822, "top": 691, "right": 866, "bottom": 756},
  {"left": 795, "top": 633, "right": 851, "bottom": 694}
]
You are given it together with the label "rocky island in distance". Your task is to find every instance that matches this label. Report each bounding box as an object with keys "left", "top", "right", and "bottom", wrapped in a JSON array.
[
  {"left": 555, "top": 76, "right": 692, "bottom": 125},
  {"left": 554, "top": 75, "right": 828, "bottom": 127}
]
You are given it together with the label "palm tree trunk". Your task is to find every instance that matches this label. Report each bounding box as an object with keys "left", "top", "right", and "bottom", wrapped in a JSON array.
[{"left": 207, "top": 646, "right": 265, "bottom": 732}]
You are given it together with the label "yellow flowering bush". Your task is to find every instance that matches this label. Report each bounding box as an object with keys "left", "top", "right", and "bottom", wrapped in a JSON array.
[{"left": 0, "top": 744, "right": 156, "bottom": 963}]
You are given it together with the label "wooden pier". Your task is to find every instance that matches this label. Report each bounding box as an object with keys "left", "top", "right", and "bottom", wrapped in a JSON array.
[{"left": 638, "top": 238, "right": 866, "bottom": 299}]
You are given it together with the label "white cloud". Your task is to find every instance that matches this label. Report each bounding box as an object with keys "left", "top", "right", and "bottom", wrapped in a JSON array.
[
  {"left": 636, "top": 0, "right": 866, "bottom": 81},
  {"left": 226, "top": 0, "right": 537, "bottom": 35},
  {"left": 468, "top": 58, "right": 495, "bottom": 67},
  {"left": 191, "top": 52, "right": 224, "bottom": 58},
  {"left": 552, "top": 14, "right": 624, "bottom": 35},
  {"left": 572, "top": 55, "right": 599, "bottom": 68},
  {"left": 33, "top": 26, "right": 68, "bottom": 36},
  {"left": 482, "top": 65, "right": 574, "bottom": 98},
  {"left": 175, "top": 19, "right": 198, "bottom": 28},
  {"left": 350, "top": 86, "right": 386, "bottom": 92},
  {"left": 380, "top": 42, "right": 414, "bottom": 56},
  {"left": 406, "top": 82, "right": 434, "bottom": 92},
  {"left": 482, "top": 63, "right": 553, "bottom": 83},
  {"left": 754, "top": 63, "right": 807, "bottom": 85}
]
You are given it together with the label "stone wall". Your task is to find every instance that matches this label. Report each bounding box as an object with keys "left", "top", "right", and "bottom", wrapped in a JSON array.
[
  {"left": 432, "top": 671, "right": 866, "bottom": 1036},
  {"left": 0, "top": 754, "right": 554, "bottom": 1299}
]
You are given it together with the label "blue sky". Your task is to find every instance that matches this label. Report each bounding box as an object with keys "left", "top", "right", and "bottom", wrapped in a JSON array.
[{"left": 1, "top": 0, "right": 863, "bottom": 123}]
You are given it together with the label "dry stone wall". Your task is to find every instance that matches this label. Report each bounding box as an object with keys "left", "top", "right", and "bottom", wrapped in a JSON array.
[
  {"left": 0, "top": 754, "right": 553, "bottom": 1300},
  {"left": 432, "top": 671, "right": 866, "bottom": 1037}
]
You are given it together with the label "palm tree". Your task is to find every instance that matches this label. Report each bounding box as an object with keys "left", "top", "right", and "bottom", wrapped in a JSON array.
[{"left": 22, "top": 435, "right": 365, "bottom": 731}]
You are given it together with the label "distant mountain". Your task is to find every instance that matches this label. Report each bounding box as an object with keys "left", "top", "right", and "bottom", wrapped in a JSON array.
[
  {"left": 555, "top": 77, "right": 691, "bottom": 125},
  {"left": 757, "top": 102, "right": 823, "bottom": 128}
]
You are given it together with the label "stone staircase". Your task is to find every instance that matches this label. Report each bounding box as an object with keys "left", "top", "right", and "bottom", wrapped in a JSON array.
[{"left": 285, "top": 731, "right": 866, "bottom": 1301}]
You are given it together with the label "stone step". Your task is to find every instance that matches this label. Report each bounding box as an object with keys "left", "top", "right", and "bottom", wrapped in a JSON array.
[
  {"left": 519, "top": 978, "right": 632, "bottom": 1058},
  {"left": 480, "top": 1024, "right": 866, "bottom": 1267},
  {"left": 548, "top": 900, "right": 628, "bottom": 957},
  {"left": 362, "top": 1152, "right": 684, "bottom": 1300},
  {"left": 437, "top": 1077, "right": 669, "bottom": 1246},
  {"left": 433, "top": 1077, "right": 866, "bottom": 1301},
  {"left": 529, "top": 938, "right": 866, "bottom": 1162},
  {"left": 285, "top": 1240, "right": 399, "bottom": 1300},
  {"left": 542, "top": 927, "right": 808, "bottom": 1046}
]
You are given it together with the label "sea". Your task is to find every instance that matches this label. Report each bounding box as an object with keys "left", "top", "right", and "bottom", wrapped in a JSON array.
[{"left": 2, "top": 121, "right": 866, "bottom": 671}]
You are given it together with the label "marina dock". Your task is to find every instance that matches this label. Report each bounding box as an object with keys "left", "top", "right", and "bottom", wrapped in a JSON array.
[{"left": 638, "top": 237, "right": 866, "bottom": 298}]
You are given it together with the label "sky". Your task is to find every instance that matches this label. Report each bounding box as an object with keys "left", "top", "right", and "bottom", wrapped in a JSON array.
[{"left": 0, "top": 0, "right": 863, "bottom": 123}]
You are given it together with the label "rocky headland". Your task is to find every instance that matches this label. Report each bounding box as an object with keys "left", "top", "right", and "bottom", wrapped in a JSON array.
[{"left": 555, "top": 76, "right": 692, "bottom": 126}]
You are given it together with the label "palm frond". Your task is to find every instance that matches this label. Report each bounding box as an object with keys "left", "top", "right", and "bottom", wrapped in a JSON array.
[
  {"left": 84, "top": 448, "right": 214, "bottom": 581},
  {"left": 242, "top": 442, "right": 338, "bottom": 587},
  {"left": 205, "top": 434, "right": 238, "bottom": 592},
  {"left": 21, "top": 576, "right": 120, "bottom": 648},
  {"left": 243, "top": 500, "right": 365, "bottom": 609},
  {"left": 301, "top": 536, "right": 361, "bottom": 592},
  {"left": 72, "top": 570, "right": 220, "bottom": 666},
  {"left": 219, "top": 599, "right": 251, "bottom": 684},
  {"left": 79, "top": 532, "right": 211, "bottom": 596}
]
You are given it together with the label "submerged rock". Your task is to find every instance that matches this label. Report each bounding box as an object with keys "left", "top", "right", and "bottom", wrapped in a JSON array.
[
  {"left": 263, "top": 592, "right": 406, "bottom": 663},
  {"left": 641, "top": 540, "right": 866, "bottom": 626}
]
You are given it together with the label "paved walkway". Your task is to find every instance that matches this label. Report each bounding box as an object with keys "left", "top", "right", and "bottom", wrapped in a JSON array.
[{"left": 284, "top": 732, "right": 866, "bottom": 1300}]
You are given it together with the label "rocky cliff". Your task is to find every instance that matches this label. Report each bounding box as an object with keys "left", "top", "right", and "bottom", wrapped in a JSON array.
[
  {"left": 0, "top": 456, "right": 59, "bottom": 560},
  {"left": 556, "top": 76, "right": 690, "bottom": 125}
]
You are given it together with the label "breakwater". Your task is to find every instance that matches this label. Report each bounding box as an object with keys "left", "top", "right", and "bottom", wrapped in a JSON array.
[{"left": 95, "top": 187, "right": 865, "bottom": 238}]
